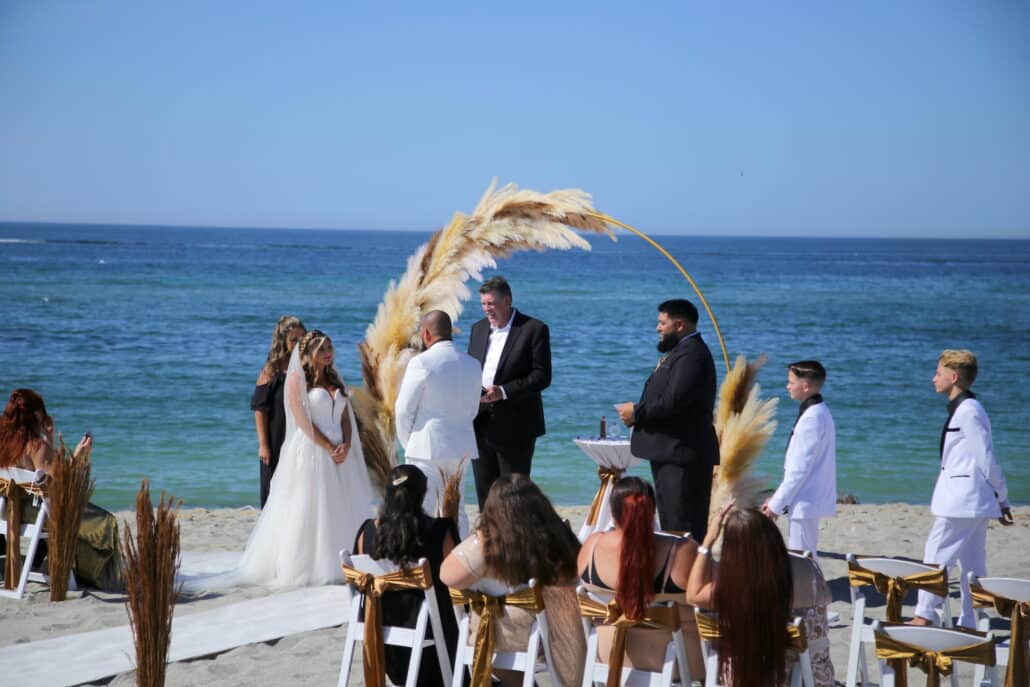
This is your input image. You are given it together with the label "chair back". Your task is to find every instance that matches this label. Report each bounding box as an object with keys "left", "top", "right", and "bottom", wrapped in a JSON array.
[
  {"left": 871, "top": 621, "right": 996, "bottom": 687},
  {"left": 970, "top": 574, "right": 1030, "bottom": 603},
  {"left": 0, "top": 466, "right": 57, "bottom": 600},
  {"left": 337, "top": 549, "right": 452, "bottom": 687}
]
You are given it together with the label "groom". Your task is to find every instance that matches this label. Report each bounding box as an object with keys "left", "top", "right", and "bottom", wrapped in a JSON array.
[{"left": 394, "top": 310, "right": 482, "bottom": 534}]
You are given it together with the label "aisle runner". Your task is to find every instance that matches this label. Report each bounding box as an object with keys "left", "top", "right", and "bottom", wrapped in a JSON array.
[{"left": 0, "top": 585, "right": 351, "bottom": 686}]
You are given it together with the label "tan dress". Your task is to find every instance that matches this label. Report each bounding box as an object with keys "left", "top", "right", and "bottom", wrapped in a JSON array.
[
  {"left": 788, "top": 555, "right": 834, "bottom": 687},
  {"left": 450, "top": 532, "right": 586, "bottom": 687}
]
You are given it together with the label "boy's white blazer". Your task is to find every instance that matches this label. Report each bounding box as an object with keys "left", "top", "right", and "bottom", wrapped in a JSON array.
[
  {"left": 931, "top": 397, "right": 1008, "bottom": 518},
  {"left": 394, "top": 340, "right": 482, "bottom": 463},
  {"left": 768, "top": 402, "right": 837, "bottom": 519}
]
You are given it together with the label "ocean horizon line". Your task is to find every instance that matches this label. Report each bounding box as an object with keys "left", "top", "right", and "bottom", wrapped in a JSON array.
[{"left": 2, "top": 219, "right": 1028, "bottom": 242}]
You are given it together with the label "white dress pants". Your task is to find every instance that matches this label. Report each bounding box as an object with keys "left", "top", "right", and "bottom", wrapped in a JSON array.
[
  {"left": 787, "top": 517, "right": 821, "bottom": 561},
  {"left": 404, "top": 456, "right": 469, "bottom": 538},
  {"left": 914, "top": 516, "right": 989, "bottom": 628}
]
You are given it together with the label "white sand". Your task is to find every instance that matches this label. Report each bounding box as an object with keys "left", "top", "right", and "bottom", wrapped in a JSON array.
[{"left": 2, "top": 503, "right": 1028, "bottom": 686}]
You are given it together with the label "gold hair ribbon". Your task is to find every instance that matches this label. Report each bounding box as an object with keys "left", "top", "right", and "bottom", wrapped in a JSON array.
[
  {"left": 696, "top": 610, "right": 807, "bottom": 652},
  {"left": 847, "top": 558, "right": 948, "bottom": 622},
  {"left": 971, "top": 579, "right": 1028, "bottom": 687},
  {"left": 873, "top": 622, "right": 995, "bottom": 687},
  {"left": 578, "top": 594, "right": 679, "bottom": 687},
  {"left": 341, "top": 560, "right": 433, "bottom": 687},
  {"left": 0, "top": 478, "right": 45, "bottom": 590},
  {"left": 450, "top": 586, "right": 545, "bottom": 687},
  {"left": 585, "top": 467, "right": 624, "bottom": 527}
]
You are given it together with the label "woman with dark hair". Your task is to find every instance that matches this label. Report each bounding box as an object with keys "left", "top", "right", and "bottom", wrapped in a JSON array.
[
  {"left": 251, "top": 315, "right": 305, "bottom": 507},
  {"left": 688, "top": 503, "right": 836, "bottom": 687},
  {"left": 440, "top": 473, "right": 585, "bottom": 687},
  {"left": 577, "top": 476, "right": 704, "bottom": 679},
  {"left": 0, "top": 388, "right": 122, "bottom": 591},
  {"left": 353, "top": 464, "right": 459, "bottom": 687}
]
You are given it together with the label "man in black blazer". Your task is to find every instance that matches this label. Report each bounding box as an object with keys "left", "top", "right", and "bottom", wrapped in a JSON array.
[
  {"left": 467, "top": 276, "right": 552, "bottom": 508},
  {"left": 616, "top": 298, "right": 719, "bottom": 540}
]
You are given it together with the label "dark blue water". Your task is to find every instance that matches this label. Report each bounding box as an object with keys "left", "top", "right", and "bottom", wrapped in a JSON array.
[{"left": 2, "top": 223, "right": 1027, "bottom": 510}]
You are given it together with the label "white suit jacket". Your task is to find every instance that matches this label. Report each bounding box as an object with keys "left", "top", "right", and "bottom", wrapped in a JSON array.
[
  {"left": 394, "top": 340, "right": 482, "bottom": 463},
  {"left": 931, "top": 396, "right": 1008, "bottom": 518},
  {"left": 768, "top": 401, "right": 837, "bottom": 519}
]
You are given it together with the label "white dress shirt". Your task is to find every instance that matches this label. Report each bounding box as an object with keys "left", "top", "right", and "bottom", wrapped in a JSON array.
[{"left": 481, "top": 309, "right": 517, "bottom": 399}]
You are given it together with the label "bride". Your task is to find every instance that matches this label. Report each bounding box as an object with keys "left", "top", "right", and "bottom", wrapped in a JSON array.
[{"left": 183, "top": 329, "right": 376, "bottom": 590}]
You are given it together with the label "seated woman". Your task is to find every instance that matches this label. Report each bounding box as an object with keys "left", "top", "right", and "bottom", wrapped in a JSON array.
[
  {"left": 440, "top": 473, "right": 585, "bottom": 687},
  {"left": 686, "top": 503, "right": 834, "bottom": 687},
  {"left": 353, "top": 464, "right": 459, "bottom": 687},
  {"left": 0, "top": 388, "right": 122, "bottom": 592},
  {"left": 577, "top": 476, "right": 705, "bottom": 681}
]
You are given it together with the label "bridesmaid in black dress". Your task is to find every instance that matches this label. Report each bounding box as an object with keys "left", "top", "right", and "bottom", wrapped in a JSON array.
[
  {"left": 354, "top": 464, "right": 460, "bottom": 687},
  {"left": 250, "top": 315, "right": 305, "bottom": 508}
]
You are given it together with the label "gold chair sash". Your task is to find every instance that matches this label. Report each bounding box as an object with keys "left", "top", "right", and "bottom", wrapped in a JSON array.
[
  {"left": 450, "top": 585, "right": 545, "bottom": 687},
  {"left": 695, "top": 610, "right": 807, "bottom": 653},
  {"left": 585, "top": 467, "right": 624, "bottom": 527},
  {"left": 847, "top": 558, "right": 948, "bottom": 622},
  {"left": 0, "top": 478, "right": 45, "bottom": 591},
  {"left": 578, "top": 594, "right": 679, "bottom": 687},
  {"left": 341, "top": 560, "right": 433, "bottom": 687},
  {"left": 971, "top": 580, "right": 1029, "bottom": 687},
  {"left": 873, "top": 622, "right": 995, "bottom": 687}
]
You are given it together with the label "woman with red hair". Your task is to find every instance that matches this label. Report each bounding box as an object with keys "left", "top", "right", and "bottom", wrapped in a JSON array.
[
  {"left": 0, "top": 388, "right": 122, "bottom": 591},
  {"left": 577, "top": 476, "right": 704, "bottom": 680}
]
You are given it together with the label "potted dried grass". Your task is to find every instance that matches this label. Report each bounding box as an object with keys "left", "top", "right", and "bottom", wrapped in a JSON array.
[{"left": 122, "top": 480, "right": 180, "bottom": 687}]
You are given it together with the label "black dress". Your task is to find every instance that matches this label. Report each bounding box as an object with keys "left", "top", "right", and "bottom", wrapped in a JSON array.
[
  {"left": 250, "top": 370, "right": 287, "bottom": 508},
  {"left": 354, "top": 516, "right": 460, "bottom": 687}
]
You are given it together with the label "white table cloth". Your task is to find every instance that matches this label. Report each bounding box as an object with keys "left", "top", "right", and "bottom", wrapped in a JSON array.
[{"left": 573, "top": 436, "right": 642, "bottom": 541}]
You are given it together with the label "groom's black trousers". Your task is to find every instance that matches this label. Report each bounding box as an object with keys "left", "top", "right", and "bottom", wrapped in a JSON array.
[{"left": 472, "top": 436, "right": 535, "bottom": 509}]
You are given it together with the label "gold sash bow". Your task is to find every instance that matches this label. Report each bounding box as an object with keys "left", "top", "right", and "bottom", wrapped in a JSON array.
[
  {"left": 578, "top": 594, "right": 679, "bottom": 687},
  {"left": 847, "top": 558, "right": 948, "bottom": 622},
  {"left": 585, "top": 467, "right": 624, "bottom": 527},
  {"left": 341, "top": 560, "right": 433, "bottom": 687},
  {"left": 695, "top": 610, "right": 808, "bottom": 652},
  {"left": 971, "top": 580, "right": 1029, "bottom": 687},
  {"left": 874, "top": 623, "right": 995, "bottom": 687},
  {"left": 0, "top": 477, "right": 45, "bottom": 590},
  {"left": 450, "top": 585, "right": 545, "bottom": 687}
]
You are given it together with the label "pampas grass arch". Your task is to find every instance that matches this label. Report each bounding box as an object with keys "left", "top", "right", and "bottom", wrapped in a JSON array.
[{"left": 354, "top": 181, "right": 767, "bottom": 501}]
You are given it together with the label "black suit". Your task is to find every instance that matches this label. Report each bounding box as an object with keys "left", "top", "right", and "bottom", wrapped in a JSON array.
[
  {"left": 630, "top": 332, "right": 719, "bottom": 539},
  {"left": 468, "top": 311, "right": 551, "bottom": 507}
]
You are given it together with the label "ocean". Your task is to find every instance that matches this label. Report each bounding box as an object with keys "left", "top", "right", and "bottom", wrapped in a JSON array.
[{"left": 2, "top": 222, "right": 1028, "bottom": 510}]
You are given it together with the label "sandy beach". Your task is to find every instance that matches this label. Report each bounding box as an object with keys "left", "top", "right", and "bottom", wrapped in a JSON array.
[{"left": 2, "top": 503, "right": 1028, "bottom": 686}]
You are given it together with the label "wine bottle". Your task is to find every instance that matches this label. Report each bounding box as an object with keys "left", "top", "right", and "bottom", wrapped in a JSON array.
[{"left": 599, "top": 415, "right": 607, "bottom": 439}]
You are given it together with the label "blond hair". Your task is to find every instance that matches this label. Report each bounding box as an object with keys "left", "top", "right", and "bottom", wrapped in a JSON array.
[{"left": 939, "top": 349, "right": 978, "bottom": 388}]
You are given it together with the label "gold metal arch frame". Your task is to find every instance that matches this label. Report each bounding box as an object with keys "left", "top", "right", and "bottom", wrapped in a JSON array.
[{"left": 589, "top": 212, "right": 731, "bottom": 372}]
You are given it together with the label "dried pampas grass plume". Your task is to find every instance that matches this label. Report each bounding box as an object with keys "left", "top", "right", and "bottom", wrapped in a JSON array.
[
  {"left": 354, "top": 180, "right": 615, "bottom": 490},
  {"left": 437, "top": 459, "right": 468, "bottom": 524},
  {"left": 710, "top": 358, "right": 779, "bottom": 518}
]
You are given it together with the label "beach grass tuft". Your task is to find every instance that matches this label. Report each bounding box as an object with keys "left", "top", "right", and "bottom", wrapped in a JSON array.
[{"left": 47, "top": 436, "right": 94, "bottom": 601}]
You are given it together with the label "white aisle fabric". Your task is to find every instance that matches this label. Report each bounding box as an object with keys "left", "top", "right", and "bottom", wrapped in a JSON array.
[{"left": 0, "top": 583, "right": 351, "bottom": 687}]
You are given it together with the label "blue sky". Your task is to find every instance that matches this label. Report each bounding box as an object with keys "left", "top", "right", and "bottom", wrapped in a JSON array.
[{"left": 1, "top": 1, "right": 1027, "bottom": 237}]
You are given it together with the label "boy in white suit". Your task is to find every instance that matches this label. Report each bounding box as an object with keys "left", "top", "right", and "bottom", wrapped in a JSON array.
[
  {"left": 911, "top": 349, "right": 1013, "bottom": 628},
  {"left": 762, "top": 360, "right": 837, "bottom": 558},
  {"left": 394, "top": 311, "right": 483, "bottom": 535}
]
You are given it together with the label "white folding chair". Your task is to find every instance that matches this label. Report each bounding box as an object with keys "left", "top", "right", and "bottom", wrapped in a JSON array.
[
  {"left": 845, "top": 553, "right": 954, "bottom": 687},
  {"left": 337, "top": 550, "right": 453, "bottom": 687},
  {"left": 872, "top": 621, "right": 996, "bottom": 687},
  {"left": 694, "top": 608, "right": 814, "bottom": 687},
  {"left": 0, "top": 466, "right": 76, "bottom": 600},
  {"left": 578, "top": 583, "right": 691, "bottom": 687},
  {"left": 969, "top": 572, "right": 1030, "bottom": 687},
  {"left": 450, "top": 577, "right": 559, "bottom": 687}
]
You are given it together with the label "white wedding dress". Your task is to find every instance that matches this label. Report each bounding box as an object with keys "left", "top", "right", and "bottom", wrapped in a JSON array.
[{"left": 181, "top": 349, "right": 376, "bottom": 592}]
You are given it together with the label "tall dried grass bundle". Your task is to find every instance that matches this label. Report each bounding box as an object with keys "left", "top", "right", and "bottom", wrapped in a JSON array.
[
  {"left": 354, "top": 180, "right": 614, "bottom": 490},
  {"left": 711, "top": 383, "right": 778, "bottom": 514},
  {"left": 122, "top": 480, "right": 180, "bottom": 687},
  {"left": 437, "top": 458, "right": 468, "bottom": 522},
  {"left": 47, "top": 436, "right": 94, "bottom": 601}
]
